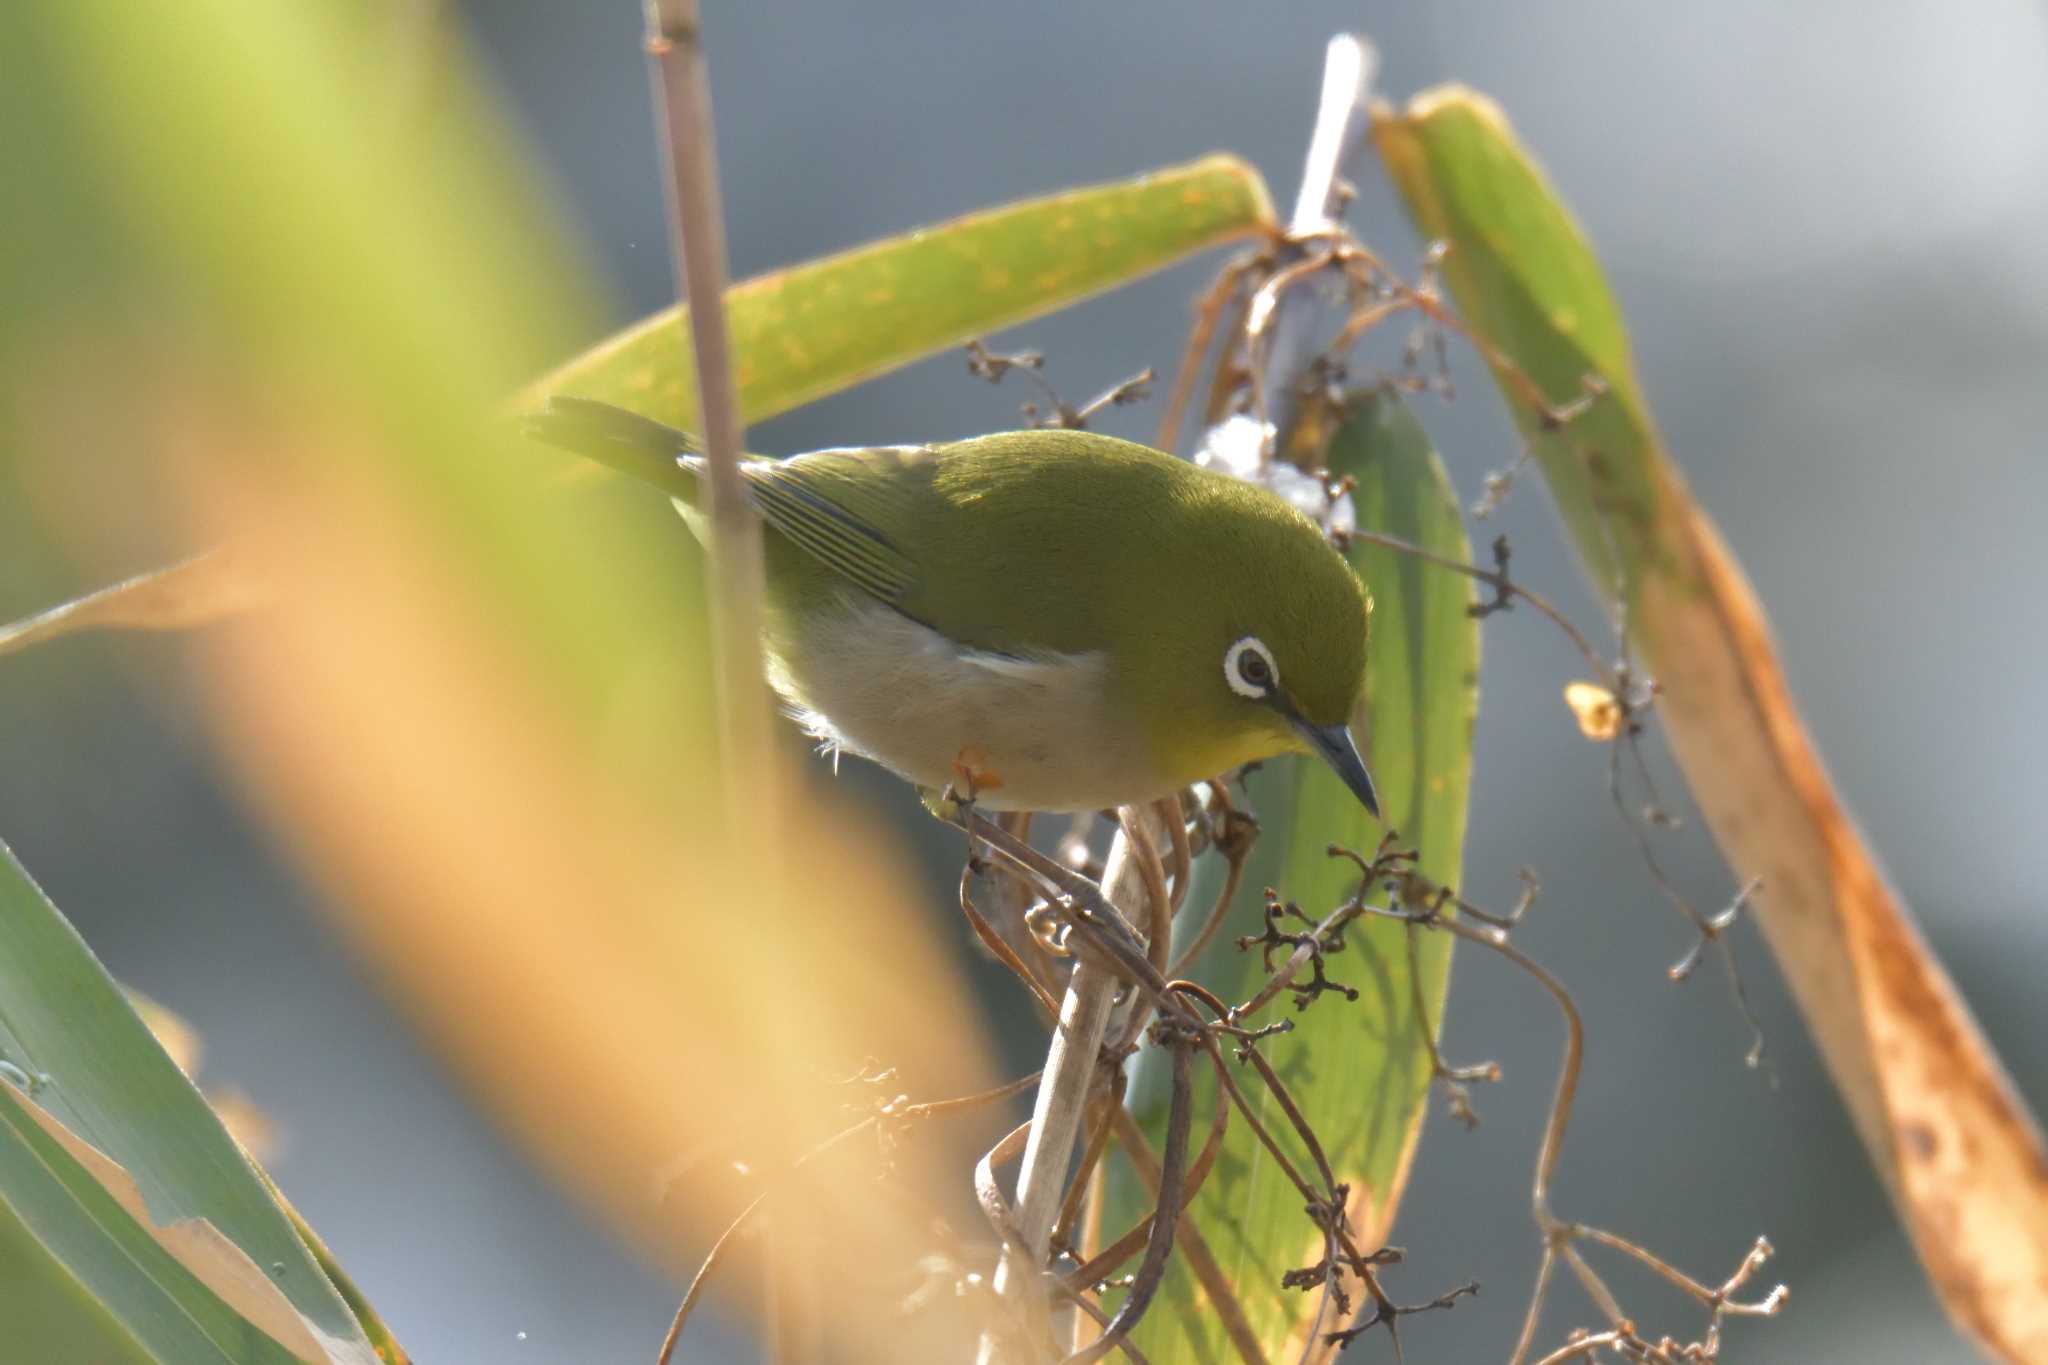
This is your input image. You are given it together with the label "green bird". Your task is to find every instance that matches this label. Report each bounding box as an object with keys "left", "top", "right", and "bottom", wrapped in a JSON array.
[{"left": 526, "top": 398, "right": 1378, "bottom": 818}]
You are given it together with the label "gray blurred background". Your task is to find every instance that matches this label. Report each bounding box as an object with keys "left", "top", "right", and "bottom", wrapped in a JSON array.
[{"left": 3, "top": 1, "right": 2045, "bottom": 1360}]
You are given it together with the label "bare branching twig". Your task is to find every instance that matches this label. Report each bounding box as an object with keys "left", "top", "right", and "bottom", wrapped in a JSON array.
[
  {"left": 966, "top": 340, "right": 1155, "bottom": 431},
  {"left": 1329, "top": 845, "right": 1786, "bottom": 1363}
]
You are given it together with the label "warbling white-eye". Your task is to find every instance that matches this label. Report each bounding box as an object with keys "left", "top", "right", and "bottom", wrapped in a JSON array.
[{"left": 526, "top": 398, "right": 1379, "bottom": 818}]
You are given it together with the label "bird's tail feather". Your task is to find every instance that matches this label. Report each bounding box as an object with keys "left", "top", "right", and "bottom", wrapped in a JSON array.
[{"left": 521, "top": 396, "right": 701, "bottom": 499}]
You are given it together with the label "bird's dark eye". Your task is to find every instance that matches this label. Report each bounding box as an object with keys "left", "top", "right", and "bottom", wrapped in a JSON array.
[{"left": 1224, "top": 636, "right": 1279, "bottom": 699}]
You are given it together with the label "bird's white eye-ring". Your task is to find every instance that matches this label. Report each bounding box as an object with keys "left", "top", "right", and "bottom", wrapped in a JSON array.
[{"left": 1224, "top": 636, "right": 1279, "bottom": 700}]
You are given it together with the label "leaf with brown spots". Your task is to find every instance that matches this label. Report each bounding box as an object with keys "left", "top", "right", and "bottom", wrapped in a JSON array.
[
  {"left": 1376, "top": 84, "right": 2048, "bottom": 1362},
  {"left": 522, "top": 155, "right": 1276, "bottom": 430}
]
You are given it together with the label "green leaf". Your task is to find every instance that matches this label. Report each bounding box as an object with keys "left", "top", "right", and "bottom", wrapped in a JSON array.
[
  {"left": 1103, "top": 394, "right": 1478, "bottom": 1362},
  {"left": 1371, "top": 87, "right": 1667, "bottom": 601},
  {"left": 0, "top": 840, "right": 382, "bottom": 1364},
  {"left": 522, "top": 155, "right": 1275, "bottom": 428}
]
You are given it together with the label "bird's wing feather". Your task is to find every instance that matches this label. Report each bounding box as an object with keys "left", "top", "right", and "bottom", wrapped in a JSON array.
[
  {"left": 524, "top": 398, "right": 921, "bottom": 605},
  {"left": 739, "top": 454, "right": 923, "bottom": 607}
]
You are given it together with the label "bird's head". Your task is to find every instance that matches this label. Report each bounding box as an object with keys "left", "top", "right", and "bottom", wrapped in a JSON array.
[{"left": 1122, "top": 482, "right": 1377, "bottom": 818}]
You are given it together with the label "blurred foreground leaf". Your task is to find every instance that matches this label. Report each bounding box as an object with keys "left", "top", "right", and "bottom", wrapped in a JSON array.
[
  {"left": 1104, "top": 393, "right": 1477, "bottom": 1362},
  {"left": 0, "top": 841, "right": 381, "bottom": 1364},
  {"left": 524, "top": 155, "right": 1275, "bottom": 428},
  {"left": 11, "top": 5, "right": 1003, "bottom": 1358},
  {"left": 1376, "top": 85, "right": 2048, "bottom": 1361}
]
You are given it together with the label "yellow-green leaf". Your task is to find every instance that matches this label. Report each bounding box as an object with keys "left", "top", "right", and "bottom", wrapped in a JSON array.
[{"left": 522, "top": 156, "right": 1275, "bottom": 429}]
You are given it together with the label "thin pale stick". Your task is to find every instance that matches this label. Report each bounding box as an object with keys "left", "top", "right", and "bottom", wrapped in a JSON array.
[
  {"left": 1052, "top": 1073, "right": 1126, "bottom": 1255},
  {"left": 1257, "top": 35, "right": 1379, "bottom": 450},
  {"left": 977, "top": 1121, "right": 1053, "bottom": 1361},
  {"left": 1525, "top": 1329, "right": 1627, "bottom": 1365},
  {"left": 640, "top": 0, "right": 774, "bottom": 804},
  {"left": 1107, "top": 809, "right": 1175, "bottom": 1054},
  {"left": 981, "top": 806, "right": 1163, "bottom": 1362}
]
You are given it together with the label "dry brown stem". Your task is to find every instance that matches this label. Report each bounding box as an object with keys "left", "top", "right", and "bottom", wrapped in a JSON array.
[{"left": 1332, "top": 846, "right": 1785, "bottom": 1364}]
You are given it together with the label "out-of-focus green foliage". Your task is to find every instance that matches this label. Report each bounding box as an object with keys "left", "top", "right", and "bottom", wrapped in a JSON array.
[
  {"left": 0, "top": 1, "right": 1291, "bottom": 1357},
  {"left": 1105, "top": 393, "right": 1477, "bottom": 1361}
]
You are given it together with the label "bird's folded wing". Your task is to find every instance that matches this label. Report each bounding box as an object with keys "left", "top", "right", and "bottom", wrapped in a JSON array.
[
  {"left": 524, "top": 398, "right": 921, "bottom": 607},
  {"left": 740, "top": 453, "right": 923, "bottom": 608}
]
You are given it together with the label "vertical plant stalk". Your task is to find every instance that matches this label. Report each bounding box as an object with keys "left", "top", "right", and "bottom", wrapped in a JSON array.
[
  {"left": 641, "top": 0, "right": 775, "bottom": 803},
  {"left": 1257, "top": 34, "right": 1378, "bottom": 445},
  {"left": 640, "top": 3, "right": 789, "bottom": 1356},
  {"left": 982, "top": 805, "right": 1169, "bottom": 1363}
]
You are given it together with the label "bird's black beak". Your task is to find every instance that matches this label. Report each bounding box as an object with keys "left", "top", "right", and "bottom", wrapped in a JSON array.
[{"left": 1294, "top": 719, "right": 1381, "bottom": 820}]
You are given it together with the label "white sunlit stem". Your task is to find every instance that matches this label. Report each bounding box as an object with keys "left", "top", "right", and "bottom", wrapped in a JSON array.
[
  {"left": 980, "top": 803, "right": 1169, "bottom": 1363},
  {"left": 1259, "top": 34, "right": 1378, "bottom": 448}
]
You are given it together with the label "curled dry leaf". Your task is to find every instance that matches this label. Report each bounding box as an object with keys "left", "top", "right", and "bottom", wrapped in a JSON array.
[
  {"left": 1562, "top": 681, "right": 1621, "bottom": 742},
  {"left": 1375, "top": 86, "right": 2048, "bottom": 1361},
  {"left": 0, "top": 542, "right": 273, "bottom": 659}
]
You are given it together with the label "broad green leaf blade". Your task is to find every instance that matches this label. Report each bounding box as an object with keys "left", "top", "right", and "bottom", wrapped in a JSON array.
[
  {"left": 0, "top": 1185, "right": 158, "bottom": 1365},
  {"left": 0, "top": 840, "right": 381, "bottom": 1364},
  {"left": 1374, "top": 86, "right": 2048, "bottom": 1361},
  {"left": 1104, "top": 394, "right": 1477, "bottom": 1363},
  {"left": 522, "top": 155, "right": 1276, "bottom": 429}
]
